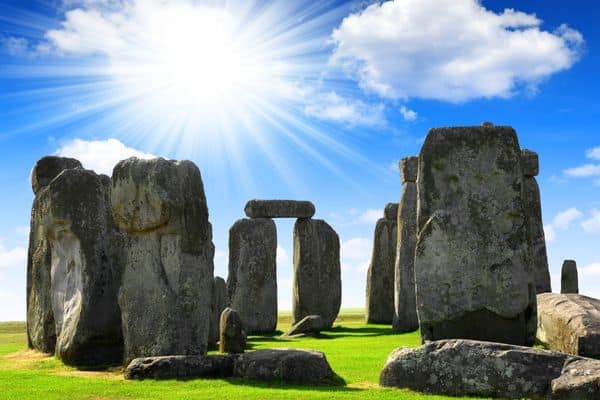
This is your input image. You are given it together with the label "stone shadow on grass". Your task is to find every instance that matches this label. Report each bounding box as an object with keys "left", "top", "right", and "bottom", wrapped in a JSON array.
[
  {"left": 316, "top": 325, "right": 400, "bottom": 339},
  {"left": 223, "top": 374, "right": 350, "bottom": 389}
]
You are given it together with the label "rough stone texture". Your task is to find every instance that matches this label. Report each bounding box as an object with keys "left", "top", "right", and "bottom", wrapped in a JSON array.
[
  {"left": 562, "top": 260, "right": 579, "bottom": 294},
  {"left": 384, "top": 203, "right": 398, "bottom": 221},
  {"left": 282, "top": 315, "right": 324, "bottom": 337},
  {"left": 365, "top": 217, "right": 396, "bottom": 324},
  {"left": 227, "top": 218, "right": 277, "bottom": 333},
  {"left": 293, "top": 219, "right": 341, "bottom": 328},
  {"left": 393, "top": 156, "right": 419, "bottom": 333},
  {"left": 415, "top": 126, "right": 535, "bottom": 345},
  {"left": 208, "top": 276, "right": 227, "bottom": 349},
  {"left": 124, "top": 354, "right": 236, "bottom": 380},
  {"left": 522, "top": 151, "right": 551, "bottom": 294},
  {"left": 219, "top": 308, "right": 246, "bottom": 354},
  {"left": 111, "top": 157, "right": 214, "bottom": 365},
  {"left": 537, "top": 293, "right": 600, "bottom": 358},
  {"left": 380, "top": 339, "right": 600, "bottom": 399},
  {"left": 27, "top": 157, "right": 82, "bottom": 353},
  {"left": 244, "top": 200, "right": 315, "bottom": 219},
  {"left": 233, "top": 349, "right": 336, "bottom": 385},
  {"left": 36, "top": 169, "right": 124, "bottom": 367}
]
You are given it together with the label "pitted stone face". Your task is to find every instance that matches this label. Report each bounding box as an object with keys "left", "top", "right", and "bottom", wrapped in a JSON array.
[
  {"left": 244, "top": 200, "right": 315, "bottom": 219},
  {"left": 521, "top": 149, "right": 540, "bottom": 177},
  {"left": 31, "top": 156, "right": 82, "bottom": 194},
  {"left": 400, "top": 157, "right": 418, "bottom": 183},
  {"left": 384, "top": 203, "right": 399, "bottom": 221}
]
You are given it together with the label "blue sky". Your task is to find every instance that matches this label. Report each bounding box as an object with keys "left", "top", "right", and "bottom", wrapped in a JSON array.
[{"left": 0, "top": 0, "right": 599, "bottom": 321}]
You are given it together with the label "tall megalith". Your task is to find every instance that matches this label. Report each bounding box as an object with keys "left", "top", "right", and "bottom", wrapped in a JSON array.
[
  {"left": 393, "top": 156, "right": 419, "bottom": 333},
  {"left": 227, "top": 218, "right": 277, "bottom": 333},
  {"left": 561, "top": 260, "right": 578, "bottom": 294},
  {"left": 415, "top": 125, "right": 535, "bottom": 345},
  {"left": 111, "top": 157, "right": 214, "bottom": 365},
  {"left": 208, "top": 276, "right": 227, "bottom": 349}
]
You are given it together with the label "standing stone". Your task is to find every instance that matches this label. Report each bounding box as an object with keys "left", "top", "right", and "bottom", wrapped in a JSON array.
[
  {"left": 293, "top": 219, "right": 341, "bottom": 329},
  {"left": 219, "top": 308, "right": 246, "bottom": 354},
  {"left": 112, "top": 157, "right": 214, "bottom": 365},
  {"left": 227, "top": 218, "right": 277, "bottom": 333},
  {"left": 208, "top": 276, "right": 227, "bottom": 349},
  {"left": 38, "top": 169, "right": 123, "bottom": 367},
  {"left": 522, "top": 150, "right": 551, "bottom": 293},
  {"left": 415, "top": 126, "right": 535, "bottom": 345},
  {"left": 365, "top": 204, "right": 397, "bottom": 323},
  {"left": 393, "top": 156, "right": 419, "bottom": 333},
  {"left": 244, "top": 200, "right": 315, "bottom": 218},
  {"left": 561, "top": 260, "right": 579, "bottom": 294},
  {"left": 27, "top": 156, "right": 82, "bottom": 353}
]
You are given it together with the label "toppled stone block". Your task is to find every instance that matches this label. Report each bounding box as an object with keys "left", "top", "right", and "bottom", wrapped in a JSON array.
[
  {"left": 537, "top": 293, "right": 600, "bottom": 358},
  {"left": 220, "top": 308, "right": 246, "bottom": 354},
  {"left": 562, "top": 260, "right": 579, "bottom": 294},
  {"left": 208, "top": 276, "right": 227, "bottom": 349},
  {"left": 124, "top": 354, "right": 236, "bottom": 380},
  {"left": 366, "top": 216, "right": 396, "bottom": 324},
  {"left": 551, "top": 358, "right": 600, "bottom": 399},
  {"left": 244, "top": 199, "right": 315, "bottom": 219},
  {"left": 282, "top": 315, "right": 324, "bottom": 337}
]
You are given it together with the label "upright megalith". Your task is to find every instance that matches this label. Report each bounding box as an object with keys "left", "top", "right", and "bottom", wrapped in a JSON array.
[
  {"left": 415, "top": 126, "right": 535, "bottom": 345},
  {"left": 293, "top": 219, "right": 341, "bottom": 329},
  {"left": 38, "top": 169, "right": 123, "bottom": 367},
  {"left": 219, "top": 308, "right": 246, "bottom": 354},
  {"left": 27, "top": 156, "right": 82, "bottom": 353},
  {"left": 393, "top": 156, "right": 419, "bottom": 333},
  {"left": 209, "top": 277, "right": 227, "bottom": 349},
  {"left": 244, "top": 199, "right": 315, "bottom": 219},
  {"left": 365, "top": 204, "right": 397, "bottom": 324},
  {"left": 561, "top": 260, "right": 579, "bottom": 294},
  {"left": 522, "top": 150, "right": 551, "bottom": 294},
  {"left": 111, "top": 157, "right": 214, "bottom": 365},
  {"left": 227, "top": 218, "right": 277, "bottom": 333}
]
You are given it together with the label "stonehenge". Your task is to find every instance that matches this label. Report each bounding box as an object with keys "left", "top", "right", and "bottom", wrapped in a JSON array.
[
  {"left": 365, "top": 204, "right": 397, "bottom": 324},
  {"left": 244, "top": 199, "right": 315, "bottom": 218},
  {"left": 561, "top": 260, "right": 579, "bottom": 294}
]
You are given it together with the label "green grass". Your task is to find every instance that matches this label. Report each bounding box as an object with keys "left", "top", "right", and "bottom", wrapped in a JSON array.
[{"left": 0, "top": 312, "right": 490, "bottom": 400}]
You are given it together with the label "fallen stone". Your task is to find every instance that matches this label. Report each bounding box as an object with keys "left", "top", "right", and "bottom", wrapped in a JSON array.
[
  {"left": 366, "top": 215, "right": 396, "bottom": 324},
  {"left": 415, "top": 126, "right": 535, "bottom": 345},
  {"left": 208, "top": 276, "right": 227, "bottom": 349},
  {"left": 233, "top": 349, "right": 338, "bottom": 385},
  {"left": 282, "top": 315, "right": 324, "bottom": 337},
  {"left": 393, "top": 156, "right": 419, "bottom": 333},
  {"left": 384, "top": 203, "right": 399, "bottom": 221},
  {"left": 380, "top": 339, "right": 600, "bottom": 399},
  {"left": 220, "top": 308, "right": 246, "bottom": 354},
  {"left": 562, "top": 260, "right": 579, "bottom": 294},
  {"left": 112, "top": 157, "right": 214, "bottom": 365},
  {"left": 537, "top": 293, "right": 600, "bottom": 358},
  {"left": 293, "top": 219, "right": 341, "bottom": 329},
  {"left": 227, "top": 218, "right": 277, "bottom": 333},
  {"left": 244, "top": 199, "right": 315, "bottom": 219},
  {"left": 124, "top": 354, "right": 236, "bottom": 380}
]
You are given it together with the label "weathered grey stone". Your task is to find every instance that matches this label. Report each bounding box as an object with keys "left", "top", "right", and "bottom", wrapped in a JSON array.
[
  {"left": 112, "top": 157, "right": 214, "bottom": 365},
  {"left": 380, "top": 339, "right": 600, "bottom": 399},
  {"left": 233, "top": 349, "right": 337, "bottom": 385},
  {"left": 124, "top": 354, "right": 236, "bottom": 380},
  {"left": 522, "top": 152, "right": 551, "bottom": 294},
  {"left": 537, "top": 293, "right": 600, "bottom": 358},
  {"left": 27, "top": 156, "right": 82, "bottom": 353},
  {"left": 393, "top": 156, "right": 419, "bottom": 333},
  {"left": 219, "top": 308, "right": 246, "bottom": 354},
  {"left": 244, "top": 200, "right": 315, "bottom": 219},
  {"left": 208, "top": 276, "right": 227, "bottom": 349},
  {"left": 562, "top": 260, "right": 579, "bottom": 294},
  {"left": 399, "top": 157, "right": 418, "bottom": 183},
  {"left": 293, "top": 219, "right": 341, "bottom": 328},
  {"left": 36, "top": 169, "right": 123, "bottom": 367},
  {"left": 415, "top": 126, "right": 535, "bottom": 345},
  {"left": 227, "top": 218, "right": 277, "bottom": 333},
  {"left": 366, "top": 217, "right": 396, "bottom": 324},
  {"left": 282, "top": 315, "right": 324, "bottom": 337},
  {"left": 383, "top": 203, "right": 398, "bottom": 221}
]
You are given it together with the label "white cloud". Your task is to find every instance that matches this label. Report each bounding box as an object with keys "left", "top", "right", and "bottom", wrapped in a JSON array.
[
  {"left": 543, "top": 225, "right": 556, "bottom": 243},
  {"left": 564, "top": 163, "right": 600, "bottom": 177},
  {"left": 585, "top": 147, "right": 600, "bottom": 160},
  {"left": 303, "top": 91, "right": 385, "bottom": 127},
  {"left": 0, "top": 241, "right": 27, "bottom": 270},
  {"left": 330, "top": 0, "right": 583, "bottom": 102},
  {"left": 1, "top": 36, "right": 29, "bottom": 56},
  {"left": 341, "top": 237, "right": 372, "bottom": 273},
  {"left": 552, "top": 207, "right": 583, "bottom": 230},
  {"left": 0, "top": 291, "right": 25, "bottom": 321},
  {"left": 55, "top": 138, "right": 156, "bottom": 176},
  {"left": 359, "top": 209, "right": 382, "bottom": 224},
  {"left": 581, "top": 209, "right": 600, "bottom": 234},
  {"left": 580, "top": 262, "right": 600, "bottom": 276},
  {"left": 276, "top": 245, "right": 291, "bottom": 269},
  {"left": 399, "top": 106, "right": 417, "bottom": 122}
]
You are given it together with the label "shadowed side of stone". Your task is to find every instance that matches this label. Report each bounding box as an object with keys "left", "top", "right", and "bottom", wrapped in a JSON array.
[
  {"left": 366, "top": 215, "right": 396, "bottom": 324},
  {"left": 219, "top": 308, "right": 246, "bottom": 354},
  {"left": 31, "top": 156, "right": 82, "bottom": 194},
  {"left": 561, "top": 260, "right": 579, "bottom": 294},
  {"left": 124, "top": 354, "right": 236, "bottom": 380},
  {"left": 208, "top": 276, "right": 227, "bottom": 349},
  {"left": 244, "top": 199, "right": 315, "bottom": 218}
]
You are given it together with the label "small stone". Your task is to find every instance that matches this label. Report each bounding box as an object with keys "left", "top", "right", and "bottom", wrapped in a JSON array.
[
  {"left": 124, "top": 354, "right": 236, "bottom": 380},
  {"left": 551, "top": 358, "right": 600, "bottom": 400},
  {"left": 244, "top": 200, "right": 315, "bottom": 218},
  {"left": 561, "top": 260, "right": 579, "bottom": 294},
  {"left": 219, "top": 308, "right": 246, "bottom": 354},
  {"left": 31, "top": 156, "right": 82, "bottom": 194},
  {"left": 521, "top": 149, "right": 540, "bottom": 177},
  {"left": 399, "top": 156, "right": 418, "bottom": 183},
  {"left": 283, "top": 315, "right": 324, "bottom": 337},
  {"left": 482, "top": 121, "right": 494, "bottom": 127},
  {"left": 383, "top": 203, "right": 399, "bottom": 221}
]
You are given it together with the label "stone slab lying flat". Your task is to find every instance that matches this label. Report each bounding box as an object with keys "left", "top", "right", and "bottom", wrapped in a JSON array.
[
  {"left": 282, "top": 315, "right": 324, "bottom": 338},
  {"left": 537, "top": 293, "right": 600, "bottom": 358},
  {"left": 125, "top": 355, "right": 235, "bottom": 380},
  {"left": 380, "top": 339, "right": 600, "bottom": 399},
  {"left": 244, "top": 200, "right": 315, "bottom": 219}
]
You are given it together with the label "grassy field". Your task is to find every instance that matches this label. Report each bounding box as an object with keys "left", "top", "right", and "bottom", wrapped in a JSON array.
[{"left": 0, "top": 311, "right": 490, "bottom": 400}]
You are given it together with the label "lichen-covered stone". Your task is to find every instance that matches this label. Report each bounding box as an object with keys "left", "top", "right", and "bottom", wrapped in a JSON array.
[
  {"left": 551, "top": 358, "right": 600, "bottom": 399},
  {"left": 208, "top": 277, "right": 227, "bottom": 349},
  {"left": 562, "top": 260, "right": 579, "bottom": 294},
  {"left": 393, "top": 156, "right": 419, "bottom": 333},
  {"left": 282, "top": 315, "right": 324, "bottom": 338},
  {"left": 383, "top": 203, "right": 398, "bottom": 221},
  {"left": 124, "top": 354, "right": 236, "bottom": 380},
  {"left": 366, "top": 217, "right": 396, "bottom": 324},
  {"left": 415, "top": 126, "right": 535, "bottom": 345},
  {"left": 112, "top": 157, "right": 214, "bottom": 365},
  {"left": 227, "top": 218, "right": 277, "bottom": 333},
  {"left": 400, "top": 157, "right": 418, "bottom": 183},
  {"left": 537, "top": 293, "right": 600, "bottom": 358},
  {"left": 522, "top": 149, "right": 540, "bottom": 177},
  {"left": 293, "top": 219, "right": 341, "bottom": 328},
  {"left": 244, "top": 200, "right": 315, "bottom": 218},
  {"left": 219, "top": 308, "right": 246, "bottom": 354}
]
